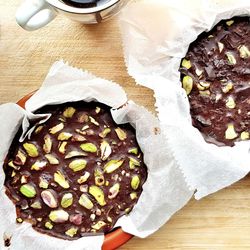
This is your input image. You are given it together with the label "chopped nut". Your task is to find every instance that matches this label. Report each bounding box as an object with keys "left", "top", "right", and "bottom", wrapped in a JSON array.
[
  {"left": 45, "top": 154, "right": 59, "bottom": 165},
  {"left": 89, "top": 116, "right": 99, "bottom": 126},
  {"left": 130, "top": 192, "right": 137, "bottom": 200},
  {"left": 197, "top": 81, "right": 210, "bottom": 91},
  {"left": 240, "top": 131, "right": 249, "bottom": 140},
  {"left": 65, "top": 151, "right": 87, "bottom": 159},
  {"left": 23, "top": 143, "right": 39, "bottom": 157},
  {"left": 131, "top": 175, "right": 140, "bottom": 190},
  {"left": 41, "top": 189, "right": 58, "bottom": 208},
  {"left": 49, "top": 209, "right": 69, "bottom": 223},
  {"left": 95, "top": 107, "right": 101, "bottom": 114},
  {"left": 181, "top": 58, "right": 191, "bottom": 69},
  {"left": 226, "top": 52, "right": 236, "bottom": 65},
  {"left": 222, "top": 82, "right": 233, "bottom": 93},
  {"left": 238, "top": 45, "right": 250, "bottom": 58},
  {"left": 81, "top": 125, "right": 89, "bottom": 131},
  {"left": 49, "top": 123, "right": 64, "bottom": 134},
  {"left": 107, "top": 217, "right": 112, "bottom": 223},
  {"left": 99, "top": 128, "right": 111, "bottom": 138},
  {"left": 37, "top": 218, "right": 42, "bottom": 222},
  {"left": 11, "top": 171, "right": 16, "bottom": 177},
  {"left": 61, "top": 193, "right": 73, "bottom": 208},
  {"left": 58, "top": 132, "right": 72, "bottom": 141},
  {"left": 182, "top": 75, "right": 193, "bottom": 95},
  {"left": 104, "top": 159, "right": 124, "bottom": 173},
  {"left": 91, "top": 221, "right": 106, "bottom": 230},
  {"left": 226, "top": 20, "right": 234, "bottom": 26},
  {"left": 69, "top": 159, "right": 87, "bottom": 172},
  {"left": 226, "top": 96, "right": 236, "bottom": 109},
  {"left": 108, "top": 183, "right": 120, "bottom": 199},
  {"left": 195, "top": 68, "right": 203, "bottom": 76},
  {"left": 77, "top": 172, "right": 90, "bottom": 184},
  {"left": 16, "top": 217, "right": 23, "bottom": 223},
  {"left": 21, "top": 175, "right": 28, "bottom": 184},
  {"left": 20, "top": 184, "right": 36, "bottom": 198},
  {"left": 31, "top": 161, "right": 47, "bottom": 171},
  {"left": 34, "top": 125, "right": 43, "bottom": 134},
  {"left": 100, "top": 141, "right": 112, "bottom": 161},
  {"left": 89, "top": 186, "right": 106, "bottom": 206},
  {"left": 45, "top": 221, "right": 53, "bottom": 230},
  {"left": 8, "top": 161, "right": 20, "bottom": 170},
  {"left": 80, "top": 143, "right": 97, "bottom": 153},
  {"left": 115, "top": 128, "right": 127, "bottom": 141},
  {"left": 199, "top": 90, "right": 210, "bottom": 96},
  {"left": 217, "top": 42, "right": 224, "bottom": 53},
  {"left": 63, "top": 107, "right": 76, "bottom": 118},
  {"left": 65, "top": 227, "right": 78, "bottom": 237},
  {"left": 58, "top": 141, "right": 67, "bottom": 154},
  {"left": 54, "top": 171, "right": 69, "bottom": 189},
  {"left": 95, "top": 175, "right": 105, "bottom": 186},
  {"left": 125, "top": 208, "right": 131, "bottom": 214},
  {"left": 79, "top": 194, "right": 94, "bottom": 209},
  {"left": 39, "top": 177, "right": 49, "bottom": 189},
  {"left": 75, "top": 129, "right": 87, "bottom": 136},
  {"left": 77, "top": 113, "right": 89, "bottom": 123},
  {"left": 225, "top": 124, "right": 238, "bottom": 140},
  {"left": 30, "top": 200, "right": 42, "bottom": 209},
  {"left": 128, "top": 147, "right": 138, "bottom": 155},
  {"left": 129, "top": 157, "right": 140, "bottom": 169},
  {"left": 71, "top": 134, "right": 86, "bottom": 142},
  {"left": 43, "top": 135, "right": 52, "bottom": 154},
  {"left": 15, "top": 150, "right": 26, "bottom": 165},
  {"left": 80, "top": 184, "right": 88, "bottom": 193},
  {"left": 90, "top": 214, "right": 96, "bottom": 221}
]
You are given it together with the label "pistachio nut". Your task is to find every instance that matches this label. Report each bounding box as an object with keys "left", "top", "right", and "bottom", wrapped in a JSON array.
[
  {"left": 226, "top": 20, "right": 234, "bottom": 26},
  {"left": 81, "top": 125, "right": 89, "bottom": 131},
  {"left": 8, "top": 161, "right": 20, "bottom": 170},
  {"left": 58, "top": 141, "right": 67, "bottom": 154},
  {"left": 61, "top": 193, "right": 73, "bottom": 208},
  {"left": 195, "top": 68, "right": 203, "bottom": 77},
  {"left": 80, "top": 143, "right": 97, "bottom": 153},
  {"left": 75, "top": 129, "right": 86, "bottom": 136},
  {"left": 71, "top": 134, "right": 86, "bottom": 142},
  {"left": 197, "top": 81, "right": 210, "bottom": 91},
  {"left": 115, "top": 127, "right": 127, "bottom": 141},
  {"left": 91, "top": 221, "right": 106, "bottom": 230},
  {"left": 65, "top": 227, "right": 78, "bottom": 237},
  {"left": 199, "top": 90, "right": 210, "bottom": 96},
  {"left": 225, "top": 124, "right": 238, "bottom": 140},
  {"left": 41, "top": 189, "right": 58, "bottom": 208},
  {"left": 30, "top": 200, "right": 42, "bottom": 209},
  {"left": 45, "top": 221, "right": 53, "bottom": 230},
  {"left": 104, "top": 159, "right": 124, "bottom": 174},
  {"left": 181, "top": 58, "right": 192, "bottom": 69},
  {"left": 23, "top": 143, "right": 39, "bottom": 157},
  {"left": 65, "top": 151, "right": 87, "bottom": 159},
  {"left": 182, "top": 75, "right": 193, "bottom": 95},
  {"left": 20, "top": 184, "right": 36, "bottom": 198},
  {"left": 79, "top": 194, "right": 94, "bottom": 209},
  {"left": 49, "top": 209, "right": 69, "bottom": 223},
  {"left": 222, "top": 82, "right": 233, "bottom": 93},
  {"left": 240, "top": 131, "right": 249, "bottom": 140},
  {"left": 129, "top": 157, "right": 140, "bottom": 169},
  {"left": 100, "top": 141, "right": 112, "bottom": 161},
  {"left": 31, "top": 161, "right": 47, "bottom": 171},
  {"left": 99, "top": 128, "right": 111, "bottom": 138},
  {"left": 39, "top": 177, "right": 49, "bottom": 189},
  {"left": 45, "top": 154, "right": 59, "bottom": 165},
  {"left": 49, "top": 123, "right": 64, "bottom": 134},
  {"left": 54, "top": 171, "right": 69, "bottom": 189},
  {"left": 34, "top": 125, "right": 43, "bottom": 134},
  {"left": 217, "top": 42, "right": 224, "bottom": 53},
  {"left": 95, "top": 106, "right": 101, "bottom": 114},
  {"left": 238, "top": 45, "right": 250, "bottom": 58},
  {"left": 15, "top": 150, "right": 26, "bottom": 165},
  {"left": 131, "top": 175, "right": 140, "bottom": 190},
  {"left": 77, "top": 172, "right": 90, "bottom": 184},
  {"left": 95, "top": 175, "right": 105, "bottom": 186},
  {"left": 21, "top": 175, "right": 28, "bottom": 184},
  {"left": 226, "top": 96, "right": 236, "bottom": 109},
  {"left": 77, "top": 114, "right": 89, "bottom": 123},
  {"left": 58, "top": 132, "right": 72, "bottom": 141},
  {"left": 108, "top": 183, "right": 120, "bottom": 199},
  {"left": 89, "top": 185, "right": 106, "bottom": 206},
  {"left": 69, "top": 159, "right": 87, "bottom": 172},
  {"left": 63, "top": 107, "right": 76, "bottom": 118},
  {"left": 16, "top": 218, "right": 23, "bottom": 223},
  {"left": 130, "top": 192, "right": 137, "bottom": 200},
  {"left": 128, "top": 147, "right": 138, "bottom": 155},
  {"left": 89, "top": 116, "right": 99, "bottom": 126},
  {"left": 226, "top": 52, "right": 236, "bottom": 65},
  {"left": 43, "top": 135, "right": 52, "bottom": 154}
]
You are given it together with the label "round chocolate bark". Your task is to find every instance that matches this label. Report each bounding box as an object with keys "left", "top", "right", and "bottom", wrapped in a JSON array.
[
  {"left": 4, "top": 102, "right": 147, "bottom": 240},
  {"left": 180, "top": 16, "right": 250, "bottom": 146}
]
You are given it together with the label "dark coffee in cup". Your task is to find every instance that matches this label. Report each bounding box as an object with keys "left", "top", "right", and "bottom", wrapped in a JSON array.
[{"left": 61, "top": 0, "right": 101, "bottom": 8}]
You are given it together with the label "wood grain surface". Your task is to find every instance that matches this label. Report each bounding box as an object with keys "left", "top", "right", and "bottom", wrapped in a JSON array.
[{"left": 1, "top": 1, "right": 250, "bottom": 249}]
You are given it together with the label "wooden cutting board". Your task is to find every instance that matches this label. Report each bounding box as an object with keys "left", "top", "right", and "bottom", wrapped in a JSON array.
[{"left": 1, "top": 1, "right": 250, "bottom": 249}]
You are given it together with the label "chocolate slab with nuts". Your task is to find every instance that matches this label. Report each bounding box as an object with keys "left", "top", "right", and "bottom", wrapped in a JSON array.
[
  {"left": 180, "top": 16, "right": 250, "bottom": 146},
  {"left": 4, "top": 102, "right": 147, "bottom": 240}
]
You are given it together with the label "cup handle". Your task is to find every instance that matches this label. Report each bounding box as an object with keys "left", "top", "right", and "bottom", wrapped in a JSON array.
[{"left": 16, "top": 0, "right": 57, "bottom": 31}]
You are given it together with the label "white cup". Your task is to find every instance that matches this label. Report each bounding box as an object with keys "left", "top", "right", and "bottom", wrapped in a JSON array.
[{"left": 16, "top": 0, "right": 127, "bottom": 31}]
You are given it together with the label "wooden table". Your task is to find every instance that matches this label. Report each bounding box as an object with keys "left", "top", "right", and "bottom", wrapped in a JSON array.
[{"left": 1, "top": 1, "right": 250, "bottom": 249}]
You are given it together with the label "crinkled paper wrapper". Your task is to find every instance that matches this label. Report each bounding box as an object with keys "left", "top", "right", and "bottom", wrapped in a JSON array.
[
  {"left": 119, "top": 0, "right": 250, "bottom": 199},
  {"left": 0, "top": 61, "right": 192, "bottom": 250}
]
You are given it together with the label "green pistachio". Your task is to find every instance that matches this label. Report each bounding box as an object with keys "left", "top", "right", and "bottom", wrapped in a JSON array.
[
  {"left": 89, "top": 185, "right": 106, "bottom": 206},
  {"left": 182, "top": 75, "right": 193, "bottom": 95},
  {"left": 130, "top": 192, "right": 138, "bottom": 200},
  {"left": 39, "top": 177, "right": 49, "bottom": 189},
  {"left": 45, "top": 221, "right": 53, "bottom": 230},
  {"left": 225, "top": 124, "right": 238, "bottom": 140},
  {"left": 65, "top": 151, "right": 87, "bottom": 159},
  {"left": 58, "top": 132, "right": 73, "bottom": 141},
  {"left": 31, "top": 161, "right": 47, "bottom": 171},
  {"left": 23, "top": 143, "right": 39, "bottom": 157},
  {"left": 100, "top": 141, "right": 112, "bottom": 161},
  {"left": 49, "top": 123, "right": 64, "bottom": 134},
  {"left": 226, "top": 52, "right": 236, "bottom": 65},
  {"left": 99, "top": 128, "right": 111, "bottom": 138},
  {"left": 239, "top": 45, "right": 250, "bottom": 58},
  {"left": 104, "top": 159, "right": 124, "bottom": 174},
  {"left": 91, "top": 221, "right": 106, "bottom": 230},
  {"left": 54, "top": 171, "right": 69, "bottom": 189},
  {"left": 108, "top": 183, "right": 120, "bottom": 199},
  {"left": 131, "top": 175, "right": 140, "bottom": 190},
  {"left": 69, "top": 159, "right": 87, "bottom": 172},
  {"left": 63, "top": 107, "right": 76, "bottom": 118},
  {"left": 45, "top": 154, "right": 59, "bottom": 165},
  {"left": 181, "top": 58, "right": 192, "bottom": 69},
  {"left": 128, "top": 147, "right": 138, "bottom": 155},
  {"left": 129, "top": 157, "right": 140, "bottom": 169},
  {"left": 77, "top": 172, "right": 90, "bottom": 184},
  {"left": 65, "top": 227, "right": 78, "bottom": 237},
  {"left": 89, "top": 116, "right": 99, "bottom": 126},
  {"left": 61, "top": 193, "right": 73, "bottom": 208},
  {"left": 49, "top": 209, "right": 69, "bottom": 223},
  {"left": 43, "top": 135, "right": 52, "bottom": 154},
  {"left": 78, "top": 194, "right": 94, "bottom": 209},
  {"left": 58, "top": 141, "right": 67, "bottom": 154},
  {"left": 240, "top": 131, "right": 249, "bottom": 140},
  {"left": 30, "top": 201, "right": 42, "bottom": 209},
  {"left": 80, "top": 143, "right": 97, "bottom": 153},
  {"left": 20, "top": 184, "right": 36, "bottom": 198},
  {"left": 115, "top": 127, "right": 127, "bottom": 141}
]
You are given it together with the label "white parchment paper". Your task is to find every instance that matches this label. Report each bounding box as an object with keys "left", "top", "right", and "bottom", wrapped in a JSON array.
[
  {"left": 0, "top": 61, "right": 193, "bottom": 249},
  {"left": 119, "top": 0, "right": 250, "bottom": 199}
]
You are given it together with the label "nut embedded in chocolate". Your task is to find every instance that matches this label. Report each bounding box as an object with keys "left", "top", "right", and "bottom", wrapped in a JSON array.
[{"left": 3, "top": 101, "right": 147, "bottom": 240}]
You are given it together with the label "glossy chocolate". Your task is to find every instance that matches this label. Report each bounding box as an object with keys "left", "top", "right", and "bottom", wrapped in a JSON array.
[
  {"left": 180, "top": 17, "right": 250, "bottom": 146},
  {"left": 4, "top": 102, "right": 147, "bottom": 240}
]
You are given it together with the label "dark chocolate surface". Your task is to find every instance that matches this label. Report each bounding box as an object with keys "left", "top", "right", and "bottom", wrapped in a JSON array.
[
  {"left": 180, "top": 16, "right": 250, "bottom": 146},
  {"left": 4, "top": 102, "right": 147, "bottom": 240}
]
